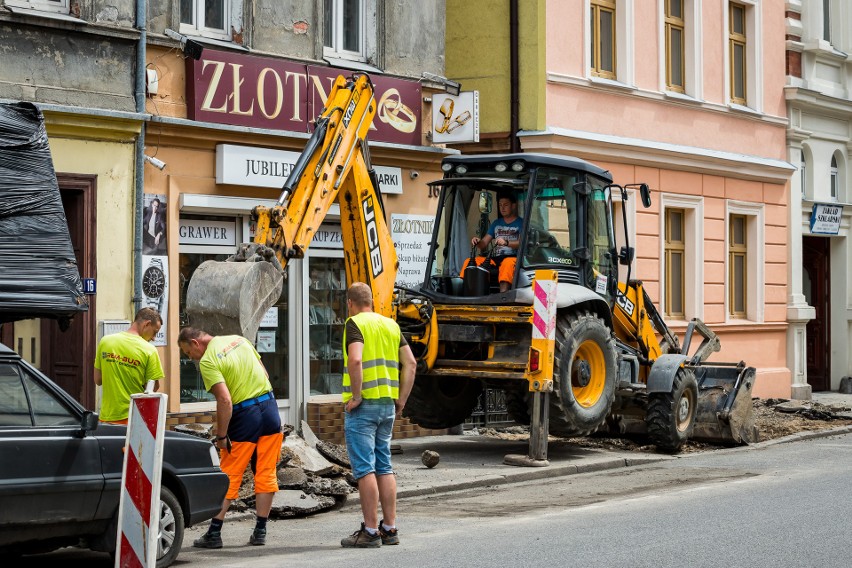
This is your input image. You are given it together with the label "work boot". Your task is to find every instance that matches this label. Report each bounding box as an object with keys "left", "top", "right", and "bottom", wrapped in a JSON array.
[
  {"left": 379, "top": 520, "right": 399, "bottom": 545},
  {"left": 340, "top": 523, "right": 381, "bottom": 548},
  {"left": 249, "top": 527, "right": 266, "bottom": 546},
  {"left": 193, "top": 531, "right": 223, "bottom": 549}
]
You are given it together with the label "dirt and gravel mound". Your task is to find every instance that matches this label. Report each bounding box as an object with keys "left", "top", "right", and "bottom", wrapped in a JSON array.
[{"left": 478, "top": 398, "right": 852, "bottom": 454}]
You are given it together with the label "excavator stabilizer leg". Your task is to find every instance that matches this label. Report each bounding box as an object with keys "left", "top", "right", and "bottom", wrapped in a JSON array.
[
  {"left": 185, "top": 259, "right": 283, "bottom": 340},
  {"left": 691, "top": 365, "right": 759, "bottom": 445}
]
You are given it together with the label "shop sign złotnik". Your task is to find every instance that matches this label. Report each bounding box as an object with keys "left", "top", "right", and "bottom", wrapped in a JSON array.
[{"left": 186, "top": 50, "right": 422, "bottom": 146}]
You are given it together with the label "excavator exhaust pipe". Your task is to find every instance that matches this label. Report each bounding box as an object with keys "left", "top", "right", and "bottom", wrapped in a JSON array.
[
  {"left": 691, "top": 364, "right": 758, "bottom": 445},
  {"left": 185, "top": 259, "right": 284, "bottom": 341}
]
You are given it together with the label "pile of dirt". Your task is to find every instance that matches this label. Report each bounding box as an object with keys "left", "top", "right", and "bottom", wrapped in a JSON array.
[{"left": 478, "top": 398, "right": 852, "bottom": 454}]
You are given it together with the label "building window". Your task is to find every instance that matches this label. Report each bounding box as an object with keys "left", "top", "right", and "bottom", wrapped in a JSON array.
[
  {"left": 324, "top": 0, "right": 366, "bottom": 62},
  {"left": 591, "top": 0, "right": 617, "bottom": 79},
  {"left": 665, "top": 0, "right": 685, "bottom": 93},
  {"left": 728, "top": 214, "right": 747, "bottom": 318},
  {"left": 830, "top": 155, "right": 838, "bottom": 200},
  {"left": 665, "top": 208, "right": 686, "bottom": 318},
  {"left": 180, "top": 0, "right": 231, "bottom": 41},
  {"left": 729, "top": 3, "right": 747, "bottom": 105},
  {"left": 801, "top": 151, "right": 807, "bottom": 198},
  {"left": 5, "top": 0, "right": 69, "bottom": 14},
  {"left": 823, "top": 0, "right": 832, "bottom": 43}
]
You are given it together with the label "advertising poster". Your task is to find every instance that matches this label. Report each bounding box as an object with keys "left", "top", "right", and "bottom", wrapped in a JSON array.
[{"left": 391, "top": 214, "right": 435, "bottom": 289}]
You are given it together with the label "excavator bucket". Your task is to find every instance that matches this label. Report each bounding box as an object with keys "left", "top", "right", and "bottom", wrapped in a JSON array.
[
  {"left": 691, "top": 364, "right": 758, "bottom": 445},
  {"left": 185, "top": 259, "right": 283, "bottom": 341}
]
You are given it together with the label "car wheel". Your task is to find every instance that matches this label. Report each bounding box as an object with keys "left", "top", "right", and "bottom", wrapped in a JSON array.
[{"left": 156, "top": 486, "right": 185, "bottom": 568}]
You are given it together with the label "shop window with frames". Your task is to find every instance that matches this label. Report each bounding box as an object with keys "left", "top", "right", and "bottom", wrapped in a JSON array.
[
  {"left": 308, "top": 256, "right": 348, "bottom": 396},
  {"left": 590, "top": 0, "right": 617, "bottom": 79},
  {"left": 180, "top": 0, "right": 232, "bottom": 41},
  {"left": 665, "top": 208, "right": 686, "bottom": 318},
  {"left": 5, "top": 0, "right": 68, "bottom": 13},
  {"left": 665, "top": 0, "right": 685, "bottom": 93},
  {"left": 728, "top": 214, "right": 747, "bottom": 318},
  {"left": 324, "top": 0, "right": 366, "bottom": 62},
  {"left": 729, "top": 3, "right": 747, "bottom": 105}
]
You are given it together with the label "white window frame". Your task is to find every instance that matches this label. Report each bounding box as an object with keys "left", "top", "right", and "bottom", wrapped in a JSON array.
[
  {"left": 725, "top": 201, "right": 764, "bottom": 323},
  {"left": 724, "top": 0, "right": 763, "bottom": 112},
  {"left": 323, "top": 0, "right": 367, "bottom": 63},
  {"left": 830, "top": 153, "right": 840, "bottom": 201},
  {"left": 179, "top": 0, "right": 234, "bottom": 42},
  {"left": 585, "top": 0, "right": 635, "bottom": 87},
  {"left": 658, "top": 0, "right": 703, "bottom": 100},
  {"left": 5, "top": 0, "right": 69, "bottom": 14},
  {"left": 659, "top": 194, "right": 704, "bottom": 321},
  {"left": 800, "top": 150, "right": 807, "bottom": 199}
]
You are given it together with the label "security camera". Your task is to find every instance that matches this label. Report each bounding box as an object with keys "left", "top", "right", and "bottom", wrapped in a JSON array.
[
  {"left": 409, "top": 170, "right": 420, "bottom": 180},
  {"left": 144, "top": 155, "right": 166, "bottom": 170}
]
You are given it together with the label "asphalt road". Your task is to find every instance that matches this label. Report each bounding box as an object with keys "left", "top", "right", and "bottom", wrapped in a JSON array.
[{"left": 28, "top": 431, "right": 852, "bottom": 568}]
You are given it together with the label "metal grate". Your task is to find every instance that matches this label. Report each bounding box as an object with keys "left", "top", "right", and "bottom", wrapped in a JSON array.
[{"left": 465, "top": 388, "right": 514, "bottom": 429}]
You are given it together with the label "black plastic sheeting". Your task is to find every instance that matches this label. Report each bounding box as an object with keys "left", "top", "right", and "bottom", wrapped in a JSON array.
[{"left": 0, "top": 102, "right": 88, "bottom": 325}]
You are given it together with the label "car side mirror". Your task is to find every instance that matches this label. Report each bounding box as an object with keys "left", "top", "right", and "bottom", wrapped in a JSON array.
[
  {"left": 78, "top": 411, "right": 99, "bottom": 437},
  {"left": 619, "top": 246, "right": 635, "bottom": 265},
  {"left": 639, "top": 183, "right": 652, "bottom": 208}
]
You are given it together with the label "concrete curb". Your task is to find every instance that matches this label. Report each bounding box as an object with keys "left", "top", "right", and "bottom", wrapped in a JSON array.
[{"left": 224, "top": 425, "right": 852, "bottom": 516}]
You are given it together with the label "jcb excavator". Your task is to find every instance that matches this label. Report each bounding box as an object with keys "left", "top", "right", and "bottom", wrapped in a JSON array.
[{"left": 185, "top": 74, "right": 757, "bottom": 460}]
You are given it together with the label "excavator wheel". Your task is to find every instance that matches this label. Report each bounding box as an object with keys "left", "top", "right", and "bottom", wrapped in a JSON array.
[
  {"left": 504, "top": 385, "right": 531, "bottom": 425},
  {"left": 403, "top": 376, "right": 483, "bottom": 430},
  {"left": 547, "top": 311, "right": 618, "bottom": 437},
  {"left": 645, "top": 368, "right": 698, "bottom": 452}
]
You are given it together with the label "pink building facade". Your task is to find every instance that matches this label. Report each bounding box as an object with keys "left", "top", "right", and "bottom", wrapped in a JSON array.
[{"left": 447, "top": 0, "right": 794, "bottom": 397}]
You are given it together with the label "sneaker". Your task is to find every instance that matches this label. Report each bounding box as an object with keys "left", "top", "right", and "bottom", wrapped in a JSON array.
[
  {"left": 379, "top": 520, "right": 399, "bottom": 545},
  {"left": 249, "top": 527, "right": 266, "bottom": 546},
  {"left": 193, "top": 531, "right": 223, "bottom": 549},
  {"left": 340, "top": 523, "right": 381, "bottom": 548}
]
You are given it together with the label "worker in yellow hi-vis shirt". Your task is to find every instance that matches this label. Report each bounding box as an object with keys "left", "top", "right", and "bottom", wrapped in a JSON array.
[
  {"left": 93, "top": 308, "right": 164, "bottom": 424},
  {"left": 177, "top": 327, "right": 282, "bottom": 549}
]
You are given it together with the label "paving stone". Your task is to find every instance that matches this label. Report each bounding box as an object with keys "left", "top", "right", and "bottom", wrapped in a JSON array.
[
  {"left": 269, "top": 490, "right": 336, "bottom": 518},
  {"left": 283, "top": 435, "right": 334, "bottom": 475},
  {"left": 277, "top": 467, "right": 308, "bottom": 490},
  {"left": 316, "top": 439, "right": 350, "bottom": 468}
]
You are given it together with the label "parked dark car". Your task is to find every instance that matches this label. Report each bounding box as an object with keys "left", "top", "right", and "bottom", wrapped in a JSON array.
[{"left": 0, "top": 343, "right": 228, "bottom": 567}]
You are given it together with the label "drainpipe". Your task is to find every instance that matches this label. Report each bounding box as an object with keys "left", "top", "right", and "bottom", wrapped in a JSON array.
[
  {"left": 509, "top": 0, "right": 520, "bottom": 153},
  {"left": 132, "top": 0, "right": 146, "bottom": 312}
]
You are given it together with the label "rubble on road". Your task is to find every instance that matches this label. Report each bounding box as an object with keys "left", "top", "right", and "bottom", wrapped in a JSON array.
[{"left": 173, "top": 423, "right": 354, "bottom": 518}]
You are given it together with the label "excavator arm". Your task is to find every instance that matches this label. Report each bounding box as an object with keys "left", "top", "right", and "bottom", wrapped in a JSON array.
[{"left": 185, "top": 74, "right": 399, "bottom": 338}]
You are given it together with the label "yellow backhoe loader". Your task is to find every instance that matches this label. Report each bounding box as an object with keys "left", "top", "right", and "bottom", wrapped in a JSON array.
[{"left": 185, "top": 74, "right": 757, "bottom": 460}]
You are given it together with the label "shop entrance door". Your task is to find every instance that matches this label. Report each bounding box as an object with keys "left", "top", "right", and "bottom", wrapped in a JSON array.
[
  {"left": 803, "top": 236, "right": 830, "bottom": 392},
  {"left": 40, "top": 175, "right": 96, "bottom": 407}
]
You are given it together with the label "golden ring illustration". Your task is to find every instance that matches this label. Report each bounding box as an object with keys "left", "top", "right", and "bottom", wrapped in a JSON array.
[{"left": 377, "top": 88, "right": 417, "bottom": 134}]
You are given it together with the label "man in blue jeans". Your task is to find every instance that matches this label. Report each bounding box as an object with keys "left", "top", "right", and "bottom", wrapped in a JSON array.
[{"left": 340, "top": 282, "right": 417, "bottom": 548}]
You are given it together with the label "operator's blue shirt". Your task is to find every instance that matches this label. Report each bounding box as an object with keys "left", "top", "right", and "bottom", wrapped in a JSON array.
[{"left": 487, "top": 217, "right": 523, "bottom": 257}]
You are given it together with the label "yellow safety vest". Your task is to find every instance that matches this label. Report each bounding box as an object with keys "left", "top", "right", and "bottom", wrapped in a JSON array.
[{"left": 342, "top": 311, "right": 401, "bottom": 402}]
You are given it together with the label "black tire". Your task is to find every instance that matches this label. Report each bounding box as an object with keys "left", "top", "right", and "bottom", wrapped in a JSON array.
[
  {"left": 645, "top": 368, "right": 698, "bottom": 453},
  {"left": 403, "top": 376, "right": 483, "bottom": 429},
  {"left": 156, "top": 486, "right": 185, "bottom": 568},
  {"left": 504, "top": 385, "right": 531, "bottom": 425},
  {"left": 546, "top": 311, "right": 618, "bottom": 436}
]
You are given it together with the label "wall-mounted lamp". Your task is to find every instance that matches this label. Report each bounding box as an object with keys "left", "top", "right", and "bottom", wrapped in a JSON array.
[
  {"left": 421, "top": 72, "right": 462, "bottom": 96},
  {"left": 144, "top": 155, "right": 166, "bottom": 170},
  {"left": 164, "top": 28, "right": 204, "bottom": 61}
]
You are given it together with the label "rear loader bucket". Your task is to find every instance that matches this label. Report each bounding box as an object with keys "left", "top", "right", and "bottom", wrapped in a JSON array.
[
  {"left": 185, "top": 260, "right": 284, "bottom": 341},
  {"left": 692, "top": 365, "right": 758, "bottom": 445}
]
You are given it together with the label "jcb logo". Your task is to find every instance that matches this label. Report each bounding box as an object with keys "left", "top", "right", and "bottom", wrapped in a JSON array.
[
  {"left": 362, "top": 196, "right": 384, "bottom": 278},
  {"left": 343, "top": 95, "right": 358, "bottom": 128},
  {"left": 616, "top": 292, "right": 635, "bottom": 317}
]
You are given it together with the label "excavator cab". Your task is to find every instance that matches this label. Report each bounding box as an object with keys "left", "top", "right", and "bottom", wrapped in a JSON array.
[{"left": 423, "top": 154, "right": 618, "bottom": 304}]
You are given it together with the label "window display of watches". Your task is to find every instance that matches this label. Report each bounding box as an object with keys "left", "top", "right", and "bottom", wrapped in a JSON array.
[{"left": 142, "top": 257, "right": 166, "bottom": 312}]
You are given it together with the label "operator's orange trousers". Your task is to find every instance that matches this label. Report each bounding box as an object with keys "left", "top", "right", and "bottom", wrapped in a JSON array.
[{"left": 461, "top": 256, "right": 517, "bottom": 284}]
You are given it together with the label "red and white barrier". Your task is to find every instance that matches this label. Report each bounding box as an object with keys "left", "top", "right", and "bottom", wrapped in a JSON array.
[{"left": 116, "top": 393, "right": 167, "bottom": 568}]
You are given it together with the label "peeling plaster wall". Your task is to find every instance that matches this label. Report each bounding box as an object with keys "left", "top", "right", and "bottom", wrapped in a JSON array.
[
  {"left": 252, "top": 0, "right": 318, "bottom": 58},
  {"left": 82, "top": 0, "right": 136, "bottom": 27},
  {"left": 0, "top": 22, "right": 136, "bottom": 111},
  {"left": 384, "top": 0, "right": 444, "bottom": 76}
]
